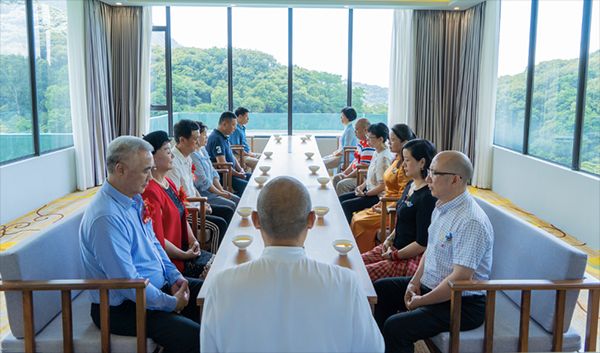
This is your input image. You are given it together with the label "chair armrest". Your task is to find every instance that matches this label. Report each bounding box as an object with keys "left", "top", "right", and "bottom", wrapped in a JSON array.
[
  {"left": 186, "top": 198, "right": 207, "bottom": 248},
  {"left": 213, "top": 162, "right": 234, "bottom": 192},
  {"left": 0, "top": 279, "right": 149, "bottom": 353},
  {"left": 342, "top": 146, "right": 357, "bottom": 170},
  {"left": 231, "top": 145, "right": 246, "bottom": 169},
  {"left": 444, "top": 278, "right": 600, "bottom": 353},
  {"left": 379, "top": 197, "right": 401, "bottom": 243}
]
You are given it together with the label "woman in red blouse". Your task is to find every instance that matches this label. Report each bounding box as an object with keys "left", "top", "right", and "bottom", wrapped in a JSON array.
[{"left": 142, "top": 130, "right": 214, "bottom": 278}]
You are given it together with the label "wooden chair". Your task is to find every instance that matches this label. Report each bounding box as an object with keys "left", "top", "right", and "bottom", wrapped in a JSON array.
[
  {"left": 0, "top": 279, "right": 149, "bottom": 353},
  {"left": 212, "top": 162, "right": 234, "bottom": 192},
  {"left": 187, "top": 196, "right": 208, "bottom": 249},
  {"left": 379, "top": 196, "right": 400, "bottom": 243},
  {"left": 231, "top": 145, "right": 246, "bottom": 171},
  {"left": 341, "top": 146, "right": 357, "bottom": 171},
  {"left": 357, "top": 165, "right": 368, "bottom": 186},
  {"left": 432, "top": 278, "right": 600, "bottom": 353}
]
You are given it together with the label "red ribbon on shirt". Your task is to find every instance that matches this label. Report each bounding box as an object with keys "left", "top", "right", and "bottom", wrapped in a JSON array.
[
  {"left": 142, "top": 199, "right": 153, "bottom": 224},
  {"left": 191, "top": 164, "right": 198, "bottom": 182}
]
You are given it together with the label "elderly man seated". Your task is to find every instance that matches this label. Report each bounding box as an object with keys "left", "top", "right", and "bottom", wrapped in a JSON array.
[
  {"left": 200, "top": 176, "right": 384, "bottom": 353},
  {"left": 80, "top": 136, "right": 202, "bottom": 353},
  {"left": 373, "top": 151, "right": 494, "bottom": 353}
]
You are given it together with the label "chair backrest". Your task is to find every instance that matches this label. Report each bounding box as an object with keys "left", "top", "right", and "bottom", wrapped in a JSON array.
[
  {"left": 474, "top": 197, "right": 587, "bottom": 333},
  {"left": 0, "top": 210, "right": 86, "bottom": 338}
]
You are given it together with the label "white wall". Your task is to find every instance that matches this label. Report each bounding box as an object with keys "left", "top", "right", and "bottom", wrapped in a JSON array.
[
  {"left": 0, "top": 148, "right": 77, "bottom": 224},
  {"left": 492, "top": 146, "right": 600, "bottom": 250}
]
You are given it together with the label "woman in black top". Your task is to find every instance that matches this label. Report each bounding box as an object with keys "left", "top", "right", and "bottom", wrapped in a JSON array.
[{"left": 361, "top": 139, "right": 437, "bottom": 282}]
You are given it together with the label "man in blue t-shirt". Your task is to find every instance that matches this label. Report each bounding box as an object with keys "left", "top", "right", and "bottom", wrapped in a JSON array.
[
  {"left": 206, "top": 111, "right": 251, "bottom": 196},
  {"left": 229, "top": 107, "right": 260, "bottom": 170}
]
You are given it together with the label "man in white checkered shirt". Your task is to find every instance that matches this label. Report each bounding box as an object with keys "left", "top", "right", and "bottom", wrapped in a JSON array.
[{"left": 374, "top": 150, "right": 493, "bottom": 353}]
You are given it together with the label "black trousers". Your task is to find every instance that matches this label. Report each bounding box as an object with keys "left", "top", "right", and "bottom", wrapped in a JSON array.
[
  {"left": 210, "top": 204, "right": 234, "bottom": 226},
  {"left": 374, "top": 276, "right": 486, "bottom": 353},
  {"left": 91, "top": 278, "right": 203, "bottom": 353},
  {"left": 231, "top": 172, "right": 251, "bottom": 196},
  {"left": 339, "top": 192, "right": 380, "bottom": 223}
]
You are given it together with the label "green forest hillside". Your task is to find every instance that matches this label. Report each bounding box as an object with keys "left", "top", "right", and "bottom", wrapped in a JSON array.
[{"left": 495, "top": 50, "right": 599, "bottom": 173}]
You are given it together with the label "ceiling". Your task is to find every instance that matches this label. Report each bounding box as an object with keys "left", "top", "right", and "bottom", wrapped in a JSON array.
[{"left": 99, "top": 0, "right": 485, "bottom": 10}]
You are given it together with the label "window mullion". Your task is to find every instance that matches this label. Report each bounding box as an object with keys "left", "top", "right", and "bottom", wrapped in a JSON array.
[
  {"left": 572, "top": 0, "right": 593, "bottom": 170},
  {"left": 522, "top": 0, "right": 538, "bottom": 155},
  {"left": 26, "top": 0, "right": 40, "bottom": 156}
]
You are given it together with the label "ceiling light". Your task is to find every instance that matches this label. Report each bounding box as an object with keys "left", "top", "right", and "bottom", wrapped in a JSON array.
[
  {"left": 116, "top": 2, "right": 123, "bottom": 5},
  {"left": 453, "top": 6, "right": 460, "bottom": 10}
]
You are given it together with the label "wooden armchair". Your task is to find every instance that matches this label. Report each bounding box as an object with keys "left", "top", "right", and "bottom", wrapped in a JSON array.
[
  {"left": 231, "top": 145, "right": 246, "bottom": 171},
  {"left": 342, "top": 146, "right": 357, "bottom": 171},
  {"left": 379, "top": 196, "right": 400, "bottom": 243},
  {"left": 212, "top": 162, "right": 234, "bottom": 192},
  {"left": 357, "top": 165, "right": 368, "bottom": 186},
  {"left": 187, "top": 196, "right": 208, "bottom": 249},
  {"left": 431, "top": 278, "right": 600, "bottom": 353},
  {"left": 0, "top": 279, "right": 149, "bottom": 353}
]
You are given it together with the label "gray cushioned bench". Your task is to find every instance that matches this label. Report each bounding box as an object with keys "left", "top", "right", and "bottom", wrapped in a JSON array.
[
  {"left": 427, "top": 197, "right": 593, "bottom": 353},
  {"left": 0, "top": 210, "right": 157, "bottom": 352}
]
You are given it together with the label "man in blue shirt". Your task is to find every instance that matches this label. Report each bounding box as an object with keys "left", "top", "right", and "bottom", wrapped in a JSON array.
[
  {"left": 323, "top": 106, "right": 358, "bottom": 172},
  {"left": 206, "top": 111, "right": 251, "bottom": 196},
  {"left": 80, "top": 136, "right": 202, "bottom": 353},
  {"left": 229, "top": 107, "right": 260, "bottom": 170}
]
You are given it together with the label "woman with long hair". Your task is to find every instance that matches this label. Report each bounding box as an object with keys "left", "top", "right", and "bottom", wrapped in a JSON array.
[{"left": 351, "top": 124, "right": 416, "bottom": 253}]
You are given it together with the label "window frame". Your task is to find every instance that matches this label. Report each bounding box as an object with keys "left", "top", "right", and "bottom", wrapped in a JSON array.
[
  {"left": 495, "top": 0, "right": 597, "bottom": 176},
  {"left": 150, "top": 6, "right": 382, "bottom": 137},
  {"left": 0, "top": 0, "right": 74, "bottom": 166}
]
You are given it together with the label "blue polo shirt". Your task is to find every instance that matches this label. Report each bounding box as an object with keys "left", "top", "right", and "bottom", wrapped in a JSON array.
[
  {"left": 206, "top": 129, "right": 236, "bottom": 166},
  {"left": 229, "top": 124, "right": 250, "bottom": 153}
]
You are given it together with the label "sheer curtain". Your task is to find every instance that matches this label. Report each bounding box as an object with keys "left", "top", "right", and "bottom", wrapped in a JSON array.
[
  {"left": 387, "top": 10, "right": 414, "bottom": 127},
  {"left": 472, "top": 0, "right": 500, "bottom": 188},
  {"left": 412, "top": 3, "right": 485, "bottom": 164},
  {"left": 69, "top": 0, "right": 150, "bottom": 189},
  {"left": 67, "top": 0, "right": 93, "bottom": 190}
]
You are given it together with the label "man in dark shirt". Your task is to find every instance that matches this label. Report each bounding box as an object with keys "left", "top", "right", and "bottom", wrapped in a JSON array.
[{"left": 206, "top": 111, "right": 251, "bottom": 196}]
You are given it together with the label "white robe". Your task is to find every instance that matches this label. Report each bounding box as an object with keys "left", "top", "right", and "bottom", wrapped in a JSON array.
[{"left": 200, "top": 246, "right": 384, "bottom": 353}]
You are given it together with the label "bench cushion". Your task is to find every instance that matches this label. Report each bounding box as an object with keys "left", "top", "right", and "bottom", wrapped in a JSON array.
[
  {"left": 0, "top": 210, "right": 86, "bottom": 338},
  {"left": 0, "top": 293, "right": 157, "bottom": 353},
  {"left": 474, "top": 197, "right": 587, "bottom": 333},
  {"left": 429, "top": 291, "right": 581, "bottom": 353}
]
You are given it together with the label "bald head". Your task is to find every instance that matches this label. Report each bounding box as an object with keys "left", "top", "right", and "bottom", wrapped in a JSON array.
[
  {"left": 256, "top": 176, "right": 312, "bottom": 241},
  {"left": 434, "top": 151, "right": 473, "bottom": 184},
  {"left": 355, "top": 118, "right": 369, "bottom": 129}
]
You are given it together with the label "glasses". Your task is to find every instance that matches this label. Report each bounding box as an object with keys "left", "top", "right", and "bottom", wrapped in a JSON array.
[
  {"left": 367, "top": 135, "right": 378, "bottom": 140},
  {"left": 427, "top": 168, "right": 461, "bottom": 178}
]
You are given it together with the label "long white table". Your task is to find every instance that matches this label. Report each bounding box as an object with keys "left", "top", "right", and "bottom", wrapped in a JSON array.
[{"left": 197, "top": 135, "right": 376, "bottom": 308}]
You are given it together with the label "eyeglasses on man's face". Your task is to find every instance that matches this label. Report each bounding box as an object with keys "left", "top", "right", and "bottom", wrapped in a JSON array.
[{"left": 427, "top": 168, "right": 461, "bottom": 178}]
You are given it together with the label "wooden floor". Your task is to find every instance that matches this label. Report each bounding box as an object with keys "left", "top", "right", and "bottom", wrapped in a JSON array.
[{"left": 0, "top": 186, "right": 598, "bottom": 350}]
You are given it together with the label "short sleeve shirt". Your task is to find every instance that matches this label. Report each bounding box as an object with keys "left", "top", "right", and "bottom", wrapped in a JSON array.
[
  {"left": 206, "top": 129, "right": 235, "bottom": 165},
  {"left": 421, "top": 191, "right": 494, "bottom": 296}
]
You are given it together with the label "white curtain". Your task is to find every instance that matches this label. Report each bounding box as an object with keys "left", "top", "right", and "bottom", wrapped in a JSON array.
[
  {"left": 136, "top": 7, "right": 152, "bottom": 136},
  {"left": 472, "top": 0, "right": 500, "bottom": 188},
  {"left": 388, "top": 9, "right": 414, "bottom": 127},
  {"left": 67, "top": 0, "right": 94, "bottom": 190}
]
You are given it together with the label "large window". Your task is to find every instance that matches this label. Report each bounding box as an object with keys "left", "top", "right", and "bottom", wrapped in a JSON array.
[
  {"left": 581, "top": 2, "right": 599, "bottom": 174},
  {"left": 33, "top": 0, "right": 72, "bottom": 153},
  {"left": 352, "top": 9, "right": 392, "bottom": 126},
  {"left": 494, "top": 0, "right": 599, "bottom": 176},
  {"left": 150, "top": 6, "right": 392, "bottom": 135},
  {"left": 0, "top": 0, "right": 34, "bottom": 163},
  {"left": 0, "top": 0, "right": 71, "bottom": 164},
  {"left": 494, "top": 0, "right": 531, "bottom": 151},
  {"left": 293, "top": 9, "right": 347, "bottom": 132},
  {"left": 528, "top": 0, "right": 583, "bottom": 167},
  {"left": 232, "top": 8, "right": 288, "bottom": 132}
]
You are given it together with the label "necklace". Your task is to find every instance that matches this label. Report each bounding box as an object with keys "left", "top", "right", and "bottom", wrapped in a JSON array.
[{"left": 152, "top": 176, "right": 169, "bottom": 189}]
